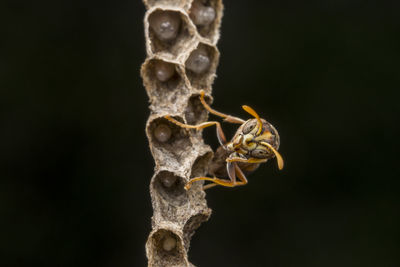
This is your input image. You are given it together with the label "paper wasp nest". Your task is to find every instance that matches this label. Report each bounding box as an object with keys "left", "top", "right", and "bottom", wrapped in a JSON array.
[{"left": 141, "top": 0, "right": 223, "bottom": 266}]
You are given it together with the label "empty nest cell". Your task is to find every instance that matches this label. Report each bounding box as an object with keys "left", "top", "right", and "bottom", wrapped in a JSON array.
[
  {"left": 153, "top": 170, "right": 188, "bottom": 206},
  {"left": 147, "top": 9, "right": 196, "bottom": 56},
  {"left": 189, "top": 0, "right": 222, "bottom": 43},
  {"left": 185, "top": 42, "right": 219, "bottom": 89}
]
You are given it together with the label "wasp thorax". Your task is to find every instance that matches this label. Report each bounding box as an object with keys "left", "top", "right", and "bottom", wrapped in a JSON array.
[
  {"left": 149, "top": 11, "right": 181, "bottom": 42},
  {"left": 190, "top": 0, "right": 216, "bottom": 26},
  {"left": 185, "top": 47, "right": 210, "bottom": 74}
]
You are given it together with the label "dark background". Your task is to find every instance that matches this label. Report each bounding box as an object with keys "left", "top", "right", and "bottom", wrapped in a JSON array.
[{"left": 2, "top": 0, "right": 400, "bottom": 266}]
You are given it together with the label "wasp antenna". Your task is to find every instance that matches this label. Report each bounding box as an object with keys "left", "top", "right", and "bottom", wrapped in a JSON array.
[
  {"left": 242, "top": 105, "right": 259, "bottom": 119},
  {"left": 261, "top": 142, "right": 284, "bottom": 170},
  {"left": 242, "top": 105, "right": 263, "bottom": 135}
]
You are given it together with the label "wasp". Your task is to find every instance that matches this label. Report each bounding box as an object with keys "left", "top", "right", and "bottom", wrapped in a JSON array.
[{"left": 165, "top": 90, "right": 284, "bottom": 190}]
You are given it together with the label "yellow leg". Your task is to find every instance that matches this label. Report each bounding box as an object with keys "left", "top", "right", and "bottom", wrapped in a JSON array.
[
  {"left": 165, "top": 115, "right": 227, "bottom": 145},
  {"left": 184, "top": 176, "right": 247, "bottom": 190},
  {"left": 202, "top": 161, "right": 234, "bottom": 190},
  {"left": 185, "top": 163, "right": 248, "bottom": 190},
  {"left": 226, "top": 157, "right": 268, "bottom": 164},
  {"left": 199, "top": 90, "right": 245, "bottom": 124},
  {"left": 234, "top": 163, "right": 249, "bottom": 184}
]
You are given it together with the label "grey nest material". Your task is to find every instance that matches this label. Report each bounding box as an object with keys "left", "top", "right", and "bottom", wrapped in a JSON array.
[{"left": 141, "top": 0, "right": 224, "bottom": 266}]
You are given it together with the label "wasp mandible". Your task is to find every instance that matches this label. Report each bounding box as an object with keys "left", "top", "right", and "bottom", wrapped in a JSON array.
[{"left": 165, "top": 90, "right": 284, "bottom": 190}]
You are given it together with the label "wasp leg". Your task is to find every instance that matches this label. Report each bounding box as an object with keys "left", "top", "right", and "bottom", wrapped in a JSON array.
[
  {"left": 202, "top": 161, "right": 235, "bottom": 190},
  {"left": 186, "top": 162, "right": 248, "bottom": 190},
  {"left": 165, "top": 115, "right": 227, "bottom": 146},
  {"left": 185, "top": 176, "right": 247, "bottom": 190},
  {"left": 234, "top": 163, "right": 249, "bottom": 185},
  {"left": 226, "top": 157, "right": 268, "bottom": 164},
  {"left": 202, "top": 161, "right": 237, "bottom": 190},
  {"left": 199, "top": 90, "right": 245, "bottom": 124}
]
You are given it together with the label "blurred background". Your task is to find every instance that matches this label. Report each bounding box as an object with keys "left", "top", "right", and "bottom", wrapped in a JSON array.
[{"left": 2, "top": 0, "right": 399, "bottom": 266}]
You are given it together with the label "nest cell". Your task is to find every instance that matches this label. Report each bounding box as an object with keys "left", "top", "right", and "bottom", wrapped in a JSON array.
[
  {"left": 184, "top": 93, "right": 212, "bottom": 125},
  {"left": 189, "top": 0, "right": 222, "bottom": 42},
  {"left": 147, "top": 9, "right": 196, "bottom": 56},
  {"left": 142, "top": 59, "right": 184, "bottom": 103},
  {"left": 149, "top": 117, "right": 191, "bottom": 154},
  {"left": 154, "top": 60, "right": 176, "bottom": 82},
  {"left": 148, "top": 229, "right": 185, "bottom": 266},
  {"left": 154, "top": 123, "right": 172, "bottom": 143},
  {"left": 153, "top": 171, "right": 188, "bottom": 206},
  {"left": 149, "top": 11, "right": 181, "bottom": 42},
  {"left": 185, "top": 43, "right": 219, "bottom": 89}
]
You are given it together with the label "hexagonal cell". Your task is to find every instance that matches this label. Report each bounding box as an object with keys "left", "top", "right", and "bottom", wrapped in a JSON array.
[
  {"left": 184, "top": 93, "right": 212, "bottom": 125},
  {"left": 148, "top": 116, "right": 192, "bottom": 159},
  {"left": 190, "top": 0, "right": 223, "bottom": 43},
  {"left": 147, "top": 9, "right": 196, "bottom": 56},
  {"left": 147, "top": 229, "right": 186, "bottom": 266},
  {"left": 153, "top": 170, "right": 188, "bottom": 206},
  {"left": 185, "top": 42, "right": 219, "bottom": 89},
  {"left": 142, "top": 58, "right": 186, "bottom": 104},
  {"left": 190, "top": 151, "right": 213, "bottom": 178}
]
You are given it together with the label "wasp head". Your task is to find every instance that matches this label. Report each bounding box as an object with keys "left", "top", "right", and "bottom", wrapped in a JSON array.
[{"left": 226, "top": 105, "right": 284, "bottom": 170}]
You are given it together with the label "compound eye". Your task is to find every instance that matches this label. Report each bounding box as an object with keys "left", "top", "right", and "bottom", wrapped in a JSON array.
[
  {"left": 251, "top": 149, "right": 269, "bottom": 159},
  {"left": 262, "top": 122, "right": 279, "bottom": 137},
  {"left": 242, "top": 120, "right": 257, "bottom": 134},
  {"left": 264, "top": 125, "right": 275, "bottom": 136}
]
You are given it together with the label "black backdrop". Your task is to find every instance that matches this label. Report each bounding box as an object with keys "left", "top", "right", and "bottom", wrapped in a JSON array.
[{"left": 2, "top": 1, "right": 400, "bottom": 266}]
